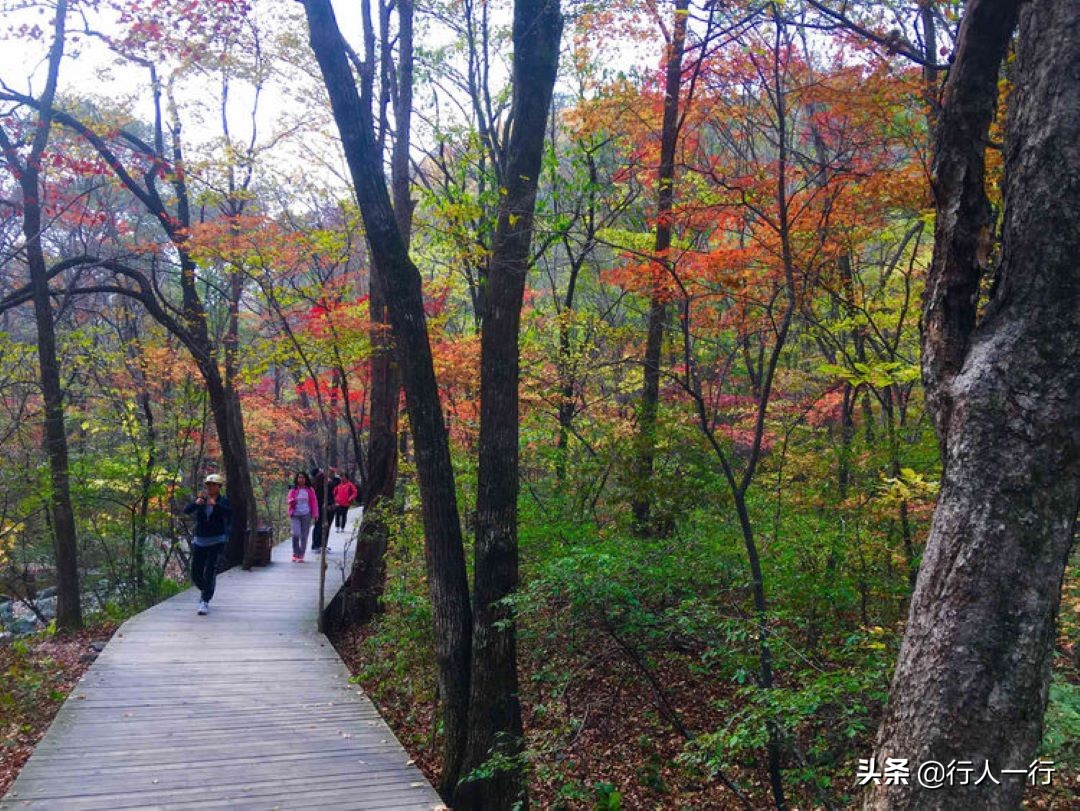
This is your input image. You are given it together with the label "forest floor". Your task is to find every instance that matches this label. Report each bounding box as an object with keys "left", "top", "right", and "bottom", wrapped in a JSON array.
[
  {"left": 2, "top": 606, "right": 1073, "bottom": 807},
  {"left": 333, "top": 621, "right": 1080, "bottom": 810},
  {"left": 0, "top": 619, "right": 118, "bottom": 797},
  {"left": 333, "top": 622, "right": 766, "bottom": 809}
]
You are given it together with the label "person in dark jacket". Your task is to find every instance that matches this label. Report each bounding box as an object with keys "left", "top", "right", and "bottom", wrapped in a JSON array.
[
  {"left": 321, "top": 468, "right": 342, "bottom": 552},
  {"left": 183, "top": 474, "right": 232, "bottom": 615},
  {"left": 310, "top": 466, "right": 327, "bottom": 552}
]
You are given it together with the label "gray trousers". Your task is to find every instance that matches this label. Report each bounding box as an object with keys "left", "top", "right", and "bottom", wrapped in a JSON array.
[{"left": 290, "top": 514, "right": 312, "bottom": 558}]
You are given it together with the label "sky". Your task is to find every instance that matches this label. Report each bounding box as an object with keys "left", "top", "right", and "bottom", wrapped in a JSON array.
[
  {"left": 0, "top": 0, "right": 661, "bottom": 204},
  {"left": 2, "top": 1, "right": 360, "bottom": 197}
]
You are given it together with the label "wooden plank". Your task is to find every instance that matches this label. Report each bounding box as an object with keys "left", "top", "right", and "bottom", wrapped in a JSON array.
[{"left": 1, "top": 508, "right": 445, "bottom": 810}]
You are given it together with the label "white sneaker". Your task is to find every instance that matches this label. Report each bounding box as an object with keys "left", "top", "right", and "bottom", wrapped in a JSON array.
[{"left": 197, "top": 601, "right": 209, "bottom": 615}]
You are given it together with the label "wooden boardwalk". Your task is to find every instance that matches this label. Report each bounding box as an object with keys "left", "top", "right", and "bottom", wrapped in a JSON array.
[{"left": 1, "top": 509, "right": 445, "bottom": 810}]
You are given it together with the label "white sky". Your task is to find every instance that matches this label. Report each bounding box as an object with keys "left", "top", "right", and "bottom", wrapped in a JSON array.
[
  {"left": 1, "top": 0, "right": 661, "bottom": 204},
  {"left": 3, "top": 1, "right": 479, "bottom": 189}
]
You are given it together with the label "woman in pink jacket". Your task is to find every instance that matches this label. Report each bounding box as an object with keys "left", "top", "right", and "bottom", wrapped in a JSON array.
[
  {"left": 287, "top": 471, "right": 319, "bottom": 562},
  {"left": 332, "top": 474, "right": 358, "bottom": 533}
]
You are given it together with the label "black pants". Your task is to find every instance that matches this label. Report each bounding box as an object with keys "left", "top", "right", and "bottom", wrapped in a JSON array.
[
  {"left": 334, "top": 505, "right": 349, "bottom": 529},
  {"left": 311, "top": 511, "right": 325, "bottom": 549},
  {"left": 191, "top": 543, "right": 224, "bottom": 602}
]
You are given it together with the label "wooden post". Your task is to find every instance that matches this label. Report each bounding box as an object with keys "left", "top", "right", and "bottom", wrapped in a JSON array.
[{"left": 317, "top": 440, "right": 331, "bottom": 633}]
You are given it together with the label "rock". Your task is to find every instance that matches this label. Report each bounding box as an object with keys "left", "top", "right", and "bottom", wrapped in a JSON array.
[
  {"left": 79, "top": 652, "right": 98, "bottom": 663},
  {"left": 36, "top": 596, "right": 58, "bottom": 620},
  {"left": 0, "top": 632, "right": 12, "bottom": 646},
  {"left": 9, "top": 617, "right": 38, "bottom": 636},
  {"left": 90, "top": 639, "right": 108, "bottom": 653},
  {"left": 36, "top": 586, "right": 58, "bottom": 600}
]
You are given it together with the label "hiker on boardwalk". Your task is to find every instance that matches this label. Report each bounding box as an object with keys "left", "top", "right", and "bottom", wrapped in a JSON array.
[
  {"left": 332, "top": 473, "right": 357, "bottom": 533},
  {"left": 309, "top": 465, "right": 328, "bottom": 552},
  {"left": 321, "top": 468, "right": 341, "bottom": 551},
  {"left": 183, "top": 473, "right": 232, "bottom": 615},
  {"left": 287, "top": 471, "right": 319, "bottom": 562}
]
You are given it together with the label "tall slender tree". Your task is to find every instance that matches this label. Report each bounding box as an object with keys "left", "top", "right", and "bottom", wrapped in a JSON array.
[
  {"left": 459, "top": 0, "right": 562, "bottom": 806},
  {"left": 335, "top": 0, "right": 413, "bottom": 627},
  {"left": 305, "top": 2, "right": 562, "bottom": 804},
  {"left": 632, "top": 0, "right": 690, "bottom": 536},
  {"left": 302, "top": 0, "right": 474, "bottom": 795},
  {"left": 0, "top": 0, "right": 82, "bottom": 631}
]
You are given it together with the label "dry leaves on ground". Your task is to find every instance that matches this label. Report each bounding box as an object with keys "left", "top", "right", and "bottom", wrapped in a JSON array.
[{"left": 0, "top": 621, "right": 117, "bottom": 797}]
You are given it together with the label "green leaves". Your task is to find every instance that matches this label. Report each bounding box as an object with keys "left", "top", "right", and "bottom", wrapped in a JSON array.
[
  {"left": 878, "top": 467, "right": 939, "bottom": 507},
  {"left": 817, "top": 359, "right": 919, "bottom": 389},
  {"left": 592, "top": 782, "right": 621, "bottom": 810},
  {"left": 1042, "top": 678, "right": 1080, "bottom": 769}
]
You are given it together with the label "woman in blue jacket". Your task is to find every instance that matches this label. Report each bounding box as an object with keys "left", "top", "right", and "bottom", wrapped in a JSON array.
[{"left": 183, "top": 474, "right": 232, "bottom": 615}]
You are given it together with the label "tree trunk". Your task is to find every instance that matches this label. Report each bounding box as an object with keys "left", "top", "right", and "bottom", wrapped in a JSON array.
[
  {"left": 330, "top": 234, "right": 404, "bottom": 630},
  {"left": 554, "top": 262, "right": 581, "bottom": 483},
  {"left": 632, "top": 0, "right": 689, "bottom": 535},
  {"left": 457, "top": 1, "right": 562, "bottom": 807},
  {"left": 335, "top": 0, "right": 413, "bottom": 628},
  {"left": 25, "top": 175, "right": 82, "bottom": 633},
  {"left": 303, "top": 0, "right": 473, "bottom": 796},
  {"left": 4, "top": 0, "right": 82, "bottom": 631},
  {"left": 865, "top": 0, "right": 1080, "bottom": 807},
  {"left": 197, "top": 365, "right": 255, "bottom": 568},
  {"left": 218, "top": 260, "right": 258, "bottom": 568},
  {"left": 919, "top": 0, "right": 1018, "bottom": 453}
]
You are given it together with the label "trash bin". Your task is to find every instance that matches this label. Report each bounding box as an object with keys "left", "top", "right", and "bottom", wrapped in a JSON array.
[{"left": 252, "top": 526, "right": 274, "bottom": 566}]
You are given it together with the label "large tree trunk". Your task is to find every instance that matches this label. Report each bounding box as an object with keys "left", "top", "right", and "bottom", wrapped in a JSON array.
[
  {"left": 865, "top": 0, "right": 1080, "bottom": 807},
  {"left": 457, "top": 1, "right": 562, "bottom": 807},
  {"left": 303, "top": 0, "right": 473, "bottom": 796},
  {"left": 631, "top": 0, "right": 689, "bottom": 536},
  {"left": 223, "top": 387, "right": 256, "bottom": 567},
  {"left": 221, "top": 259, "right": 258, "bottom": 567}
]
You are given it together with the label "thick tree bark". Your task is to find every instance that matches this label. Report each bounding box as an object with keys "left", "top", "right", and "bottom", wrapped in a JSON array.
[
  {"left": 919, "top": 0, "right": 1019, "bottom": 452},
  {"left": 457, "top": 1, "right": 562, "bottom": 807},
  {"left": 1, "top": 0, "right": 82, "bottom": 631},
  {"left": 303, "top": 0, "right": 473, "bottom": 796},
  {"left": 632, "top": 0, "right": 689, "bottom": 536},
  {"left": 866, "top": 0, "right": 1080, "bottom": 807}
]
